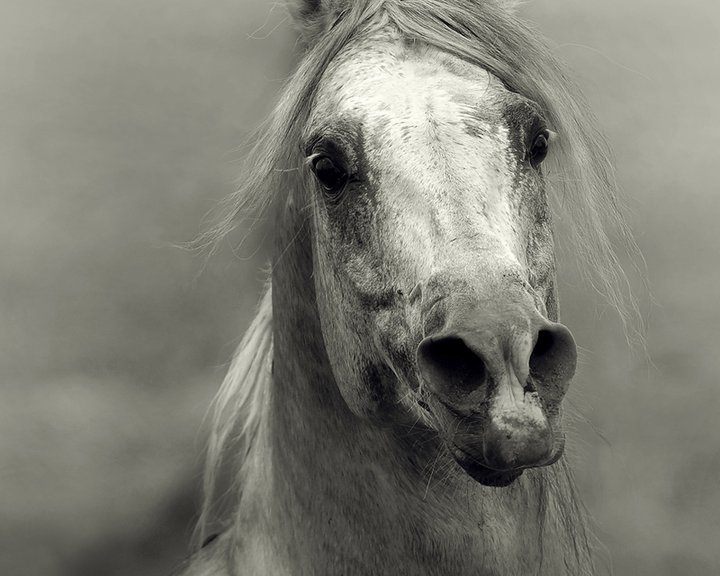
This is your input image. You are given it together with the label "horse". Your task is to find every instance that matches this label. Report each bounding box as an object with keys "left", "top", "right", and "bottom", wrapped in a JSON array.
[{"left": 178, "top": 1, "right": 636, "bottom": 574}]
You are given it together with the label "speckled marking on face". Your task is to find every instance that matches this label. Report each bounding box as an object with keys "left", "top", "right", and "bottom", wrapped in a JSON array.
[
  {"left": 489, "top": 377, "right": 548, "bottom": 433},
  {"left": 306, "top": 36, "right": 554, "bottom": 293}
]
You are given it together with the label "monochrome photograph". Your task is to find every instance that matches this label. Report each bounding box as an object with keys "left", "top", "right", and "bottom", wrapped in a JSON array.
[{"left": 1, "top": 1, "right": 716, "bottom": 574}]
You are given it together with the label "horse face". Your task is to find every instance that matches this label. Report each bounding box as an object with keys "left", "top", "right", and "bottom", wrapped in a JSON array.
[{"left": 304, "top": 39, "right": 577, "bottom": 486}]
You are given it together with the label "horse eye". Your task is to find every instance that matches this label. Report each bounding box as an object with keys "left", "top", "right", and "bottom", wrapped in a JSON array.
[
  {"left": 529, "top": 129, "right": 550, "bottom": 169},
  {"left": 311, "top": 155, "right": 348, "bottom": 193}
]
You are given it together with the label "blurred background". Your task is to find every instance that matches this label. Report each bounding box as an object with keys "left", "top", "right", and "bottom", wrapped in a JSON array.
[{"left": 0, "top": 1, "right": 717, "bottom": 574}]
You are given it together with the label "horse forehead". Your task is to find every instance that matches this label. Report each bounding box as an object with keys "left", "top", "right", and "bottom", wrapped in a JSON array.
[{"left": 316, "top": 44, "right": 511, "bottom": 146}]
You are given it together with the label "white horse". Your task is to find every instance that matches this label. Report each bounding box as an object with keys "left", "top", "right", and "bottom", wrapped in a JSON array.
[{"left": 178, "top": 1, "right": 635, "bottom": 574}]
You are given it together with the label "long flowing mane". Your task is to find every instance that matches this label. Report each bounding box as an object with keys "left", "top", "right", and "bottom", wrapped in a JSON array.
[
  {"left": 197, "top": 284, "right": 272, "bottom": 543},
  {"left": 195, "top": 0, "right": 638, "bottom": 549}
]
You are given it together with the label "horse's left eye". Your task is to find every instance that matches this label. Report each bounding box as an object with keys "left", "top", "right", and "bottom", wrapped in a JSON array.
[
  {"left": 311, "top": 155, "right": 348, "bottom": 194},
  {"left": 529, "top": 129, "right": 550, "bottom": 169}
]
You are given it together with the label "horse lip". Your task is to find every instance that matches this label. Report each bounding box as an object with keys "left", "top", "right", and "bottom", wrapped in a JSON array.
[
  {"left": 450, "top": 445, "right": 524, "bottom": 486},
  {"left": 451, "top": 440, "right": 564, "bottom": 474},
  {"left": 451, "top": 444, "right": 516, "bottom": 473},
  {"left": 413, "top": 396, "right": 561, "bottom": 486}
]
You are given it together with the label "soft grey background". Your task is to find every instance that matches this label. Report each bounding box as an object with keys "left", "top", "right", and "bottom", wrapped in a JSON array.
[{"left": 1, "top": 1, "right": 717, "bottom": 575}]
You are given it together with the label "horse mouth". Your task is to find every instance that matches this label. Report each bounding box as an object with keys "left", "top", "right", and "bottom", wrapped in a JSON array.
[
  {"left": 416, "top": 395, "right": 563, "bottom": 487},
  {"left": 450, "top": 445, "right": 524, "bottom": 487},
  {"left": 416, "top": 397, "right": 526, "bottom": 486}
]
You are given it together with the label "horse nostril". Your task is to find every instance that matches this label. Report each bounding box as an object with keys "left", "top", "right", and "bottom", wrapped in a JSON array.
[
  {"left": 529, "top": 325, "right": 577, "bottom": 386},
  {"left": 532, "top": 329, "right": 554, "bottom": 357},
  {"left": 417, "top": 336, "right": 487, "bottom": 402}
]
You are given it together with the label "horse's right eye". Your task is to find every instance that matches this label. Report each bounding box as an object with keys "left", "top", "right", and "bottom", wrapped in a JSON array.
[{"left": 311, "top": 155, "right": 348, "bottom": 194}]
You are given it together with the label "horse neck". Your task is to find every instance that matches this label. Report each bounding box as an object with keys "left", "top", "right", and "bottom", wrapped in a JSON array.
[{"left": 236, "top": 197, "right": 597, "bottom": 575}]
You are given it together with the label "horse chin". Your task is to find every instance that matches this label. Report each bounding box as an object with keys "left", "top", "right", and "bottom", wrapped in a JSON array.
[
  {"left": 447, "top": 444, "right": 520, "bottom": 487},
  {"left": 456, "top": 458, "right": 524, "bottom": 487},
  {"left": 449, "top": 440, "right": 564, "bottom": 487}
]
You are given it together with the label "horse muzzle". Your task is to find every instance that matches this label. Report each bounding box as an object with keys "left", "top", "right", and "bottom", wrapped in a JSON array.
[{"left": 415, "top": 292, "right": 577, "bottom": 486}]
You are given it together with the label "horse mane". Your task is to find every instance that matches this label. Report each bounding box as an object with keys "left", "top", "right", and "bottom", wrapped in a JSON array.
[
  {"left": 195, "top": 0, "right": 641, "bottom": 549},
  {"left": 196, "top": 284, "right": 273, "bottom": 545}
]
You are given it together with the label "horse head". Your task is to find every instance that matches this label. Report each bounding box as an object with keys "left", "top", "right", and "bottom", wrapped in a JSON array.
[{"left": 292, "top": 1, "right": 578, "bottom": 486}]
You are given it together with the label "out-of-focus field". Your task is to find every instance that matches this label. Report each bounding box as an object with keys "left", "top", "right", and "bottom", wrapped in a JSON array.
[{"left": 0, "top": 1, "right": 717, "bottom": 575}]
